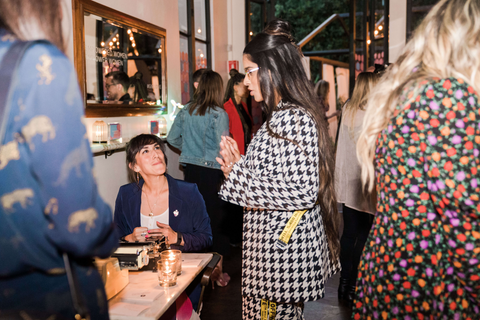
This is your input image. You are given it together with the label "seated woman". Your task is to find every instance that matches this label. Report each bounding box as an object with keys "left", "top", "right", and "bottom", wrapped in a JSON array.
[{"left": 114, "top": 134, "right": 212, "bottom": 252}]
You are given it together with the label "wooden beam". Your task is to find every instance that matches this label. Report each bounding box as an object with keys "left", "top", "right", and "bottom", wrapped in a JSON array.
[
  {"left": 309, "top": 56, "right": 349, "bottom": 68},
  {"left": 297, "top": 14, "right": 349, "bottom": 48}
]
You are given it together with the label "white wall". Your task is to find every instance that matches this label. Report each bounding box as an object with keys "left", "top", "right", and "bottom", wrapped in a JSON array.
[
  {"left": 389, "top": 0, "right": 407, "bottom": 63},
  {"left": 226, "top": 0, "right": 246, "bottom": 71},
  {"left": 211, "top": 0, "right": 229, "bottom": 84}
]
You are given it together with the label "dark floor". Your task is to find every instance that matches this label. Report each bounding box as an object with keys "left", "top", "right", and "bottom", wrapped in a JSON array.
[{"left": 200, "top": 245, "right": 352, "bottom": 320}]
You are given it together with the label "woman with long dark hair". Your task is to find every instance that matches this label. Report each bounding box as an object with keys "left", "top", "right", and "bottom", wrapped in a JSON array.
[
  {"left": 167, "top": 70, "right": 231, "bottom": 286},
  {"left": 224, "top": 72, "right": 252, "bottom": 155},
  {"left": 216, "top": 19, "right": 341, "bottom": 319},
  {"left": 0, "top": 0, "right": 118, "bottom": 318}
]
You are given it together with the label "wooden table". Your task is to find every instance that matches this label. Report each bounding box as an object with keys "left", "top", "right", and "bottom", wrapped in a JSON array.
[{"left": 108, "top": 253, "right": 213, "bottom": 320}]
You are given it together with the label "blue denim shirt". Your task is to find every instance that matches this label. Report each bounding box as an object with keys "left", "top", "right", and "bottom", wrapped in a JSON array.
[{"left": 167, "top": 103, "right": 229, "bottom": 169}]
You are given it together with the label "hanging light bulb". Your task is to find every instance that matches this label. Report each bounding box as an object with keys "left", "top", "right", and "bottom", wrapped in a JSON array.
[
  {"left": 378, "top": 25, "right": 383, "bottom": 31},
  {"left": 100, "top": 41, "right": 105, "bottom": 47}
]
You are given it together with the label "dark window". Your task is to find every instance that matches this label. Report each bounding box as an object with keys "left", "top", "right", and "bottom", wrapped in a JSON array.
[{"left": 179, "top": 0, "right": 211, "bottom": 104}]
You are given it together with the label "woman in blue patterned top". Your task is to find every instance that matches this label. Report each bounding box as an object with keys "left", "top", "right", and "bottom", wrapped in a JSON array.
[{"left": 0, "top": 1, "right": 118, "bottom": 318}]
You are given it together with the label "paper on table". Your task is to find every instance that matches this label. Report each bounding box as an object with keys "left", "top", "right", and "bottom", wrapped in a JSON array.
[
  {"left": 109, "top": 302, "right": 149, "bottom": 316},
  {"left": 120, "top": 288, "right": 164, "bottom": 303},
  {"left": 182, "top": 259, "right": 203, "bottom": 268}
]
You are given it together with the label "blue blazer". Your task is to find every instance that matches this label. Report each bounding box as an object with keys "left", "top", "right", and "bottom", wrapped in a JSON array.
[{"left": 114, "top": 174, "right": 212, "bottom": 252}]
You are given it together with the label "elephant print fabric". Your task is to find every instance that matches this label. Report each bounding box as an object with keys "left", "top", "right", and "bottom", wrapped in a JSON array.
[{"left": 352, "top": 78, "right": 480, "bottom": 319}]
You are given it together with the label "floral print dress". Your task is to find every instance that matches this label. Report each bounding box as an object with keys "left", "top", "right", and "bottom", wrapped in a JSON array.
[{"left": 352, "top": 78, "right": 480, "bottom": 319}]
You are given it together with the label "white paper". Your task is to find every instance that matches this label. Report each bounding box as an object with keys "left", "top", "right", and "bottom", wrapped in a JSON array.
[
  {"left": 182, "top": 259, "right": 202, "bottom": 268},
  {"left": 120, "top": 288, "right": 164, "bottom": 303},
  {"left": 109, "top": 302, "right": 149, "bottom": 316}
]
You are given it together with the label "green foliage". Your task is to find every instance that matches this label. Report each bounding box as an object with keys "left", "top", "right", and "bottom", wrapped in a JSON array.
[{"left": 275, "top": 0, "right": 350, "bottom": 81}]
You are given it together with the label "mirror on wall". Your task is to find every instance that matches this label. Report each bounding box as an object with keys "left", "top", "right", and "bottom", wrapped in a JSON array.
[{"left": 73, "top": 0, "right": 167, "bottom": 117}]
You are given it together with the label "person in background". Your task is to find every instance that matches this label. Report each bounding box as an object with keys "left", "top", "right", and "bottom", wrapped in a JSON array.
[
  {"left": 354, "top": 0, "right": 480, "bottom": 318},
  {"left": 105, "top": 70, "right": 131, "bottom": 103},
  {"left": 167, "top": 70, "right": 231, "bottom": 287},
  {"left": 0, "top": 0, "right": 118, "bottom": 318},
  {"left": 128, "top": 71, "right": 149, "bottom": 103},
  {"left": 335, "top": 72, "right": 379, "bottom": 304},
  {"left": 217, "top": 19, "right": 341, "bottom": 319},
  {"left": 315, "top": 79, "right": 330, "bottom": 117},
  {"left": 224, "top": 72, "right": 252, "bottom": 155},
  {"left": 229, "top": 68, "right": 239, "bottom": 78},
  {"left": 223, "top": 72, "right": 252, "bottom": 247},
  {"left": 192, "top": 68, "right": 207, "bottom": 90}
]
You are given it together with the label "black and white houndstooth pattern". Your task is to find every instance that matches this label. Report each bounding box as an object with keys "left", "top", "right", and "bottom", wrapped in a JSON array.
[{"left": 219, "top": 100, "right": 340, "bottom": 304}]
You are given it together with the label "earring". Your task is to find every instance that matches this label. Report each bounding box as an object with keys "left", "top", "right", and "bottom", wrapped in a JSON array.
[{"left": 136, "top": 172, "right": 139, "bottom": 183}]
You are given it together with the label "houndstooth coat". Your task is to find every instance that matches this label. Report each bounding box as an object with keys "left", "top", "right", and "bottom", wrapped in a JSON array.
[{"left": 219, "top": 100, "right": 340, "bottom": 303}]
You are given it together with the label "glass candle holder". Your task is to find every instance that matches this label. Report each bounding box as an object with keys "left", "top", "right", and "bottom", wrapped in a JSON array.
[
  {"left": 92, "top": 120, "right": 108, "bottom": 143},
  {"left": 157, "top": 258, "right": 177, "bottom": 287},
  {"left": 160, "top": 250, "right": 182, "bottom": 275}
]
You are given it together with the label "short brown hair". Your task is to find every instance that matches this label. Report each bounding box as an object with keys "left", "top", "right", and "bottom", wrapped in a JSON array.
[
  {"left": 106, "top": 71, "right": 130, "bottom": 92},
  {"left": 126, "top": 134, "right": 168, "bottom": 183},
  {"left": 189, "top": 70, "right": 224, "bottom": 116}
]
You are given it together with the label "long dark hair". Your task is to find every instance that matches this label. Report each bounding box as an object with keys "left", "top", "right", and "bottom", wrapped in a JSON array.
[
  {"left": 0, "top": 0, "right": 66, "bottom": 52},
  {"left": 189, "top": 70, "right": 224, "bottom": 116},
  {"left": 244, "top": 19, "right": 340, "bottom": 260},
  {"left": 129, "top": 72, "right": 149, "bottom": 102},
  {"left": 224, "top": 72, "right": 245, "bottom": 105},
  {"left": 126, "top": 134, "right": 168, "bottom": 183}
]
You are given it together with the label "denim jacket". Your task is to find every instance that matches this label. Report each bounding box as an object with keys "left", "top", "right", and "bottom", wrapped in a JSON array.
[{"left": 167, "top": 103, "right": 229, "bottom": 169}]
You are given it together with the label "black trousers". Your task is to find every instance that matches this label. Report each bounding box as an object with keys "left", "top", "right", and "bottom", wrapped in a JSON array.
[
  {"left": 184, "top": 164, "right": 231, "bottom": 257},
  {"left": 339, "top": 204, "right": 374, "bottom": 282}
]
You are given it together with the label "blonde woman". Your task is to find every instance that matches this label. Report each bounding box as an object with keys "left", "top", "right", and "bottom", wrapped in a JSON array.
[
  {"left": 335, "top": 72, "right": 379, "bottom": 303},
  {"left": 354, "top": 0, "right": 480, "bottom": 318}
]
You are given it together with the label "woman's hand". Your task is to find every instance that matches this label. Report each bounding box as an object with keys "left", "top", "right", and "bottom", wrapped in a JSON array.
[
  {"left": 216, "top": 136, "right": 241, "bottom": 179},
  {"left": 147, "top": 222, "right": 182, "bottom": 246},
  {"left": 126, "top": 226, "right": 148, "bottom": 242}
]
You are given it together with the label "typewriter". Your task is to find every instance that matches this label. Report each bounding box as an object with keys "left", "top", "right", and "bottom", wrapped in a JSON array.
[{"left": 111, "top": 236, "right": 168, "bottom": 271}]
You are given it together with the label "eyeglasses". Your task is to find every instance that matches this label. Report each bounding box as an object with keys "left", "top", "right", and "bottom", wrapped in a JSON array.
[
  {"left": 105, "top": 82, "right": 117, "bottom": 89},
  {"left": 245, "top": 67, "right": 260, "bottom": 79}
]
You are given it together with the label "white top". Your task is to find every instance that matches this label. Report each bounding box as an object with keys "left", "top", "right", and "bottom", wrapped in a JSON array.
[
  {"left": 335, "top": 106, "right": 376, "bottom": 214},
  {"left": 140, "top": 208, "right": 169, "bottom": 230}
]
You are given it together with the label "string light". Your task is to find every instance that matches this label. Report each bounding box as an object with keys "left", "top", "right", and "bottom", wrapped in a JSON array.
[
  {"left": 109, "top": 41, "right": 113, "bottom": 46},
  {"left": 367, "top": 39, "right": 371, "bottom": 45},
  {"left": 132, "top": 43, "right": 136, "bottom": 47},
  {"left": 129, "top": 36, "right": 134, "bottom": 41},
  {"left": 378, "top": 25, "right": 383, "bottom": 31},
  {"left": 249, "top": 31, "right": 253, "bottom": 36},
  {"left": 197, "top": 28, "right": 202, "bottom": 33},
  {"left": 374, "top": 30, "right": 378, "bottom": 35},
  {"left": 113, "top": 37, "right": 117, "bottom": 42},
  {"left": 117, "top": 42, "right": 120, "bottom": 46},
  {"left": 100, "top": 41, "right": 105, "bottom": 47},
  {"left": 127, "top": 29, "right": 132, "bottom": 34},
  {"left": 158, "top": 48, "right": 162, "bottom": 53}
]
